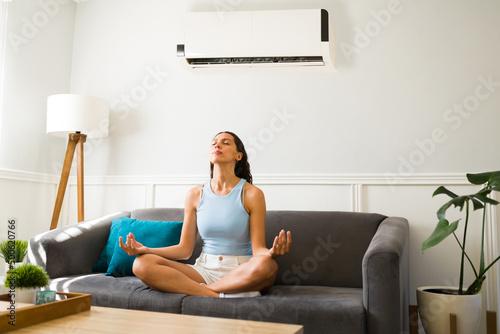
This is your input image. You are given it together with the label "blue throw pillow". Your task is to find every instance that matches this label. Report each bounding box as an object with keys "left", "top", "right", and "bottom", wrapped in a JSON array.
[
  {"left": 105, "top": 218, "right": 183, "bottom": 277},
  {"left": 92, "top": 218, "right": 125, "bottom": 272}
]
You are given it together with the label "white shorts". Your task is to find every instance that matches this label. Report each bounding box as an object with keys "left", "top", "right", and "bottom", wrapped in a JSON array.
[{"left": 188, "top": 252, "right": 252, "bottom": 285}]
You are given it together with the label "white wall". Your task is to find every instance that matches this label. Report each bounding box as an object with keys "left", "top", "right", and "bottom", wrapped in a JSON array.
[
  {"left": 0, "top": 0, "right": 76, "bottom": 174},
  {"left": 1, "top": 0, "right": 500, "bottom": 330},
  {"left": 0, "top": 0, "right": 76, "bottom": 238},
  {"left": 68, "top": 0, "right": 500, "bottom": 178}
]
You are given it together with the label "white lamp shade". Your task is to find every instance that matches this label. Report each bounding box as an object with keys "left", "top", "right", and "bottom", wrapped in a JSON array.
[{"left": 46, "top": 94, "right": 110, "bottom": 138}]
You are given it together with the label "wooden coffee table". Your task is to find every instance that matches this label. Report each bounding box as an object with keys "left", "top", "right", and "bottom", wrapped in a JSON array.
[{"left": 5, "top": 305, "right": 304, "bottom": 333}]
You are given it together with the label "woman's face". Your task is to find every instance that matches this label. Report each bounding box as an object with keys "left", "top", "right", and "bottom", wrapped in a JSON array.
[{"left": 210, "top": 132, "right": 242, "bottom": 164}]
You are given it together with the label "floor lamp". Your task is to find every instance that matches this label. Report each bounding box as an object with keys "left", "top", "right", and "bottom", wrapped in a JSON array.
[{"left": 47, "top": 94, "right": 109, "bottom": 230}]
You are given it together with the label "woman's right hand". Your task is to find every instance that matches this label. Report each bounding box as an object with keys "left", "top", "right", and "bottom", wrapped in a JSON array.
[{"left": 119, "top": 233, "right": 147, "bottom": 256}]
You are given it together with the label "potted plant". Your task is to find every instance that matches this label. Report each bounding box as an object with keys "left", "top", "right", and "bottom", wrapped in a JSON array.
[
  {"left": 0, "top": 240, "right": 28, "bottom": 273},
  {"left": 4, "top": 263, "right": 50, "bottom": 304},
  {"left": 419, "top": 171, "right": 500, "bottom": 334}
]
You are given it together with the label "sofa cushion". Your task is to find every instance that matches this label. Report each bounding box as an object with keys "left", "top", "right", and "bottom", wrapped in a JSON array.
[
  {"left": 28, "top": 212, "right": 130, "bottom": 278},
  {"left": 49, "top": 274, "right": 186, "bottom": 313},
  {"left": 105, "top": 218, "right": 183, "bottom": 277},
  {"left": 129, "top": 208, "right": 203, "bottom": 265},
  {"left": 182, "top": 285, "right": 366, "bottom": 334},
  {"left": 92, "top": 218, "right": 123, "bottom": 272},
  {"left": 128, "top": 208, "right": 386, "bottom": 287},
  {"left": 264, "top": 211, "right": 385, "bottom": 288},
  {"left": 131, "top": 208, "right": 184, "bottom": 221},
  {"left": 127, "top": 208, "right": 386, "bottom": 288}
]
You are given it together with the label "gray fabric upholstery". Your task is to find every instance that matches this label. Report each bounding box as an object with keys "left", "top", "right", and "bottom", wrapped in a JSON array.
[
  {"left": 49, "top": 273, "right": 185, "bottom": 313},
  {"left": 131, "top": 208, "right": 184, "bottom": 221},
  {"left": 362, "top": 216, "right": 410, "bottom": 334},
  {"left": 182, "top": 285, "right": 366, "bottom": 334},
  {"left": 27, "top": 211, "right": 130, "bottom": 278},
  {"left": 264, "top": 211, "right": 385, "bottom": 288},
  {"left": 28, "top": 208, "right": 409, "bottom": 334}
]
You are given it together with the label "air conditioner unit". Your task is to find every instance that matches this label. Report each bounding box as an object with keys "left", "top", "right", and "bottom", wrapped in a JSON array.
[{"left": 177, "top": 9, "right": 336, "bottom": 73}]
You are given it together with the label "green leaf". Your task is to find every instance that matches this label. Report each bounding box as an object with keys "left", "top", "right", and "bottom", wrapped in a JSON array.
[
  {"left": 433, "top": 186, "right": 458, "bottom": 198},
  {"left": 4, "top": 263, "right": 49, "bottom": 289},
  {"left": 449, "top": 196, "right": 467, "bottom": 210},
  {"left": 476, "top": 188, "right": 492, "bottom": 197},
  {"left": 422, "top": 219, "right": 460, "bottom": 252},
  {"left": 472, "top": 194, "right": 499, "bottom": 206},
  {"left": 436, "top": 201, "right": 454, "bottom": 221},
  {"left": 467, "top": 171, "right": 495, "bottom": 185},
  {"left": 470, "top": 198, "right": 485, "bottom": 211},
  {"left": 488, "top": 171, "right": 500, "bottom": 185},
  {"left": 436, "top": 195, "right": 481, "bottom": 221},
  {"left": 490, "top": 179, "right": 500, "bottom": 191}
]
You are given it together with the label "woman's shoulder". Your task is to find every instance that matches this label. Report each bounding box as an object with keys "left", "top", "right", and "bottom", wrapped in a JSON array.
[
  {"left": 185, "top": 184, "right": 204, "bottom": 203},
  {"left": 244, "top": 181, "right": 264, "bottom": 200}
]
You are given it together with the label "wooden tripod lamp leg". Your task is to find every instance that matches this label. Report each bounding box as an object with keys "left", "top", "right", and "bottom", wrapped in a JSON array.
[
  {"left": 76, "top": 134, "right": 87, "bottom": 222},
  {"left": 50, "top": 135, "right": 78, "bottom": 230}
]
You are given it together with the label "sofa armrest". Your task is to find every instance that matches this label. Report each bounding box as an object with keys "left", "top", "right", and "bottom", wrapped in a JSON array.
[
  {"left": 362, "top": 216, "right": 409, "bottom": 334},
  {"left": 27, "top": 212, "right": 130, "bottom": 278}
]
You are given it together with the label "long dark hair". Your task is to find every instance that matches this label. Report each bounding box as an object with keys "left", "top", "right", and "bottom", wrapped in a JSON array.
[{"left": 210, "top": 131, "right": 253, "bottom": 184}]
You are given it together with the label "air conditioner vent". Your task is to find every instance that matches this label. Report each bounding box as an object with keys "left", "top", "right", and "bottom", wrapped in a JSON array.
[
  {"left": 178, "top": 9, "right": 335, "bottom": 72},
  {"left": 187, "top": 56, "right": 324, "bottom": 66}
]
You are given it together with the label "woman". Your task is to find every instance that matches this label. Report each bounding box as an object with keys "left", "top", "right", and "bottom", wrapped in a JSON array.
[{"left": 119, "top": 131, "right": 292, "bottom": 297}]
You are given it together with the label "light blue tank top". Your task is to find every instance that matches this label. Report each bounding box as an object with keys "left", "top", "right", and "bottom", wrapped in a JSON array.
[{"left": 197, "top": 178, "right": 252, "bottom": 256}]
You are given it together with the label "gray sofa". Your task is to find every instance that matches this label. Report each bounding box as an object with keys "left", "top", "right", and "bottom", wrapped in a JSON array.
[{"left": 28, "top": 208, "right": 409, "bottom": 334}]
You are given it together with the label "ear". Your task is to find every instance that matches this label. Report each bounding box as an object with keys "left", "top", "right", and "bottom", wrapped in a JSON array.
[{"left": 236, "top": 152, "right": 243, "bottom": 162}]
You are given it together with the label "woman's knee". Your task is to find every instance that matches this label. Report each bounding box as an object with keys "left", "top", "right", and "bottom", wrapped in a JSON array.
[
  {"left": 251, "top": 256, "right": 278, "bottom": 285},
  {"left": 264, "top": 256, "right": 279, "bottom": 282},
  {"left": 132, "top": 254, "right": 154, "bottom": 278}
]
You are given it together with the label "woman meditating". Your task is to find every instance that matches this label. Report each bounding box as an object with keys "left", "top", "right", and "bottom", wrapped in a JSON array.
[{"left": 119, "top": 131, "right": 292, "bottom": 297}]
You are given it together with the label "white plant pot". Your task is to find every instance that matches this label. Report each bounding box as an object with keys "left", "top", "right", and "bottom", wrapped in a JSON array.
[
  {"left": 417, "top": 286, "right": 481, "bottom": 334},
  {"left": 14, "top": 288, "right": 38, "bottom": 304}
]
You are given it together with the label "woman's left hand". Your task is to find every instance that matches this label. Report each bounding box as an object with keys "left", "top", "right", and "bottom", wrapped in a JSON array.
[{"left": 269, "top": 229, "right": 292, "bottom": 258}]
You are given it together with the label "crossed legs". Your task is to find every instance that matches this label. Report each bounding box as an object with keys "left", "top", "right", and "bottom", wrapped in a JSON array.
[{"left": 133, "top": 254, "right": 278, "bottom": 297}]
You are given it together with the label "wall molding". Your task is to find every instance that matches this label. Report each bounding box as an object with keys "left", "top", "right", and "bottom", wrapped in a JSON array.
[
  {"left": 0, "top": 168, "right": 470, "bottom": 186},
  {"left": 68, "top": 173, "right": 470, "bottom": 186},
  {"left": 0, "top": 168, "right": 59, "bottom": 184}
]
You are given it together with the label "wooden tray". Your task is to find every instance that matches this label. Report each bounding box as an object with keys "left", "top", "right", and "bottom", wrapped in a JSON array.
[{"left": 0, "top": 292, "right": 91, "bottom": 332}]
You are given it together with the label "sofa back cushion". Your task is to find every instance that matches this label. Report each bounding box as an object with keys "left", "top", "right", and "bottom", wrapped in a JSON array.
[
  {"left": 265, "top": 211, "right": 385, "bottom": 288},
  {"left": 130, "top": 208, "right": 385, "bottom": 288},
  {"left": 131, "top": 208, "right": 203, "bottom": 262}
]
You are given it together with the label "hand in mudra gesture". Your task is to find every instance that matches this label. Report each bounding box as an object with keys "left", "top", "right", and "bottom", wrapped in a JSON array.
[
  {"left": 119, "top": 233, "right": 147, "bottom": 256},
  {"left": 269, "top": 229, "right": 292, "bottom": 258}
]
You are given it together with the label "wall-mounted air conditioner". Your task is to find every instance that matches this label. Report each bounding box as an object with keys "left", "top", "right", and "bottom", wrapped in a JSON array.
[{"left": 177, "top": 9, "right": 336, "bottom": 73}]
